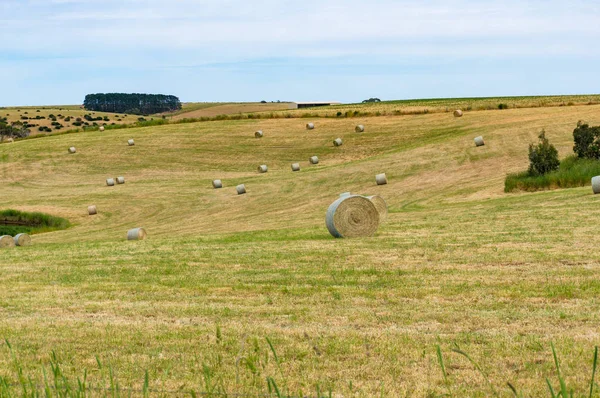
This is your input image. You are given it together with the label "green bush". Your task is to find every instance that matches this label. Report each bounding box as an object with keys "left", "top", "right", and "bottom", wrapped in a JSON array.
[
  {"left": 573, "top": 122, "right": 600, "bottom": 159},
  {"left": 0, "top": 209, "right": 70, "bottom": 236},
  {"left": 498, "top": 103, "right": 508, "bottom": 109},
  {"left": 528, "top": 130, "right": 559, "bottom": 175}
]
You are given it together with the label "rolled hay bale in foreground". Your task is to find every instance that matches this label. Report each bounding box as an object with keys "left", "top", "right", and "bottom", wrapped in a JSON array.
[
  {"left": 0, "top": 235, "right": 15, "bottom": 248},
  {"left": 454, "top": 110, "right": 463, "bottom": 117},
  {"left": 474, "top": 136, "right": 485, "bottom": 147},
  {"left": 592, "top": 176, "right": 600, "bottom": 194},
  {"left": 258, "top": 165, "right": 268, "bottom": 173},
  {"left": 128, "top": 139, "right": 135, "bottom": 146},
  {"left": 99, "top": 126, "right": 105, "bottom": 131},
  {"left": 255, "top": 130, "right": 263, "bottom": 138},
  {"left": 375, "top": 173, "right": 388, "bottom": 185},
  {"left": 88, "top": 205, "right": 97, "bottom": 215},
  {"left": 6, "top": 138, "right": 14, "bottom": 143},
  {"left": 212, "top": 179, "right": 223, "bottom": 189},
  {"left": 291, "top": 163, "right": 300, "bottom": 172},
  {"left": 333, "top": 138, "right": 343, "bottom": 147},
  {"left": 14, "top": 233, "right": 31, "bottom": 247},
  {"left": 310, "top": 156, "right": 319, "bottom": 164},
  {"left": 326, "top": 195, "right": 380, "bottom": 238},
  {"left": 306, "top": 122, "right": 315, "bottom": 130},
  {"left": 127, "top": 227, "right": 147, "bottom": 241},
  {"left": 236, "top": 184, "right": 246, "bottom": 195},
  {"left": 355, "top": 125, "right": 365, "bottom": 133},
  {"left": 68, "top": 147, "right": 76, "bottom": 154},
  {"left": 366, "top": 195, "right": 388, "bottom": 222},
  {"left": 106, "top": 178, "right": 115, "bottom": 186},
  {"left": 116, "top": 176, "right": 125, "bottom": 184}
]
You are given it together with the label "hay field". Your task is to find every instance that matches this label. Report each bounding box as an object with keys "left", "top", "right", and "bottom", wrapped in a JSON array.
[
  {"left": 2, "top": 104, "right": 600, "bottom": 395},
  {"left": 169, "top": 102, "right": 292, "bottom": 120}
]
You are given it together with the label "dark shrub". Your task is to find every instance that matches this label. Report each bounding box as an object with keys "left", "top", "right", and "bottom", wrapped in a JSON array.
[
  {"left": 498, "top": 103, "right": 508, "bottom": 109},
  {"left": 573, "top": 122, "right": 600, "bottom": 159},
  {"left": 528, "top": 130, "right": 559, "bottom": 176}
]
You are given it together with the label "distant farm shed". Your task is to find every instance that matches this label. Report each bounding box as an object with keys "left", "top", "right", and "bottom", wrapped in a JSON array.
[{"left": 289, "top": 101, "right": 342, "bottom": 109}]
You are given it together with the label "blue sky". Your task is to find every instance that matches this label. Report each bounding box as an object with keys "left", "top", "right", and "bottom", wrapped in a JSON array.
[{"left": 1, "top": 0, "right": 599, "bottom": 106}]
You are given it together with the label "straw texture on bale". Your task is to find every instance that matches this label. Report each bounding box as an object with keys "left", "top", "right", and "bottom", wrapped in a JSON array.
[
  {"left": 116, "top": 176, "right": 125, "bottom": 184},
  {"left": 310, "top": 156, "right": 319, "bottom": 164},
  {"left": 99, "top": 126, "right": 105, "bottom": 131},
  {"left": 376, "top": 173, "right": 388, "bottom": 185},
  {"left": 236, "top": 184, "right": 246, "bottom": 195},
  {"left": 212, "top": 179, "right": 223, "bottom": 189},
  {"left": 14, "top": 233, "right": 31, "bottom": 247},
  {"left": 68, "top": 147, "right": 76, "bottom": 153},
  {"left": 474, "top": 136, "right": 485, "bottom": 147},
  {"left": 127, "top": 227, "right": 147, "bottom": 241},
  {"left": 88, "top": 205, "right": 97, "bottom": 215},
  {"left": 333, "top": 138, "right": 343, "bottom": 147},
  {"left": 592, "top": 176, "right": 600, "bottom": 194},
  {"left": 0, "top": 235, "right": 15, "bottom": 248},
  {"left": 306, "top": 123, "right": 315, "bottom": 130},
  {"left": 355, "top": 125, "right": 365, "bottom": 133},
  {"left": 128, "top": 139, "right": 135, "bottom": 146},
  {"left": 366, "top": 195, "right": 388, "bottom": 222},
  {"left": 106, "top": 178, "right": 115, "bottom": 186},
  {"left": 291, "top": 163, "right": 300, "bottom": 172},
  {"left": 258, "top": 165, "right": 268, "bottom": 173},
  {"left": 255, "top": 130, "right": 263, "bottom": 138},
  {"left": 325, "top": 195, "right": 380, "bottom": 238},
  {"left": 454, "top": 110, "right": 463, "bottom": 117}
]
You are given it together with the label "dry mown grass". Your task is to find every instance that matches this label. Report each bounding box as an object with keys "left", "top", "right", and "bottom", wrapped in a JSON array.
[{"left": 1, "top": 105, "right": 600, "bottom": 395}]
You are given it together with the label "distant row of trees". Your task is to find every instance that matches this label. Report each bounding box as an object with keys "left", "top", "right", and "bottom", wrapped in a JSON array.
[{"left": 83, "top": 93, "right": 181, "bottom": 115}]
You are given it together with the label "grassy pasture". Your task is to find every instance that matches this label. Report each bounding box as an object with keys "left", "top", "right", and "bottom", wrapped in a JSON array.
[{"left": 2, "top": 104, "right": 600, "bottom": 395}]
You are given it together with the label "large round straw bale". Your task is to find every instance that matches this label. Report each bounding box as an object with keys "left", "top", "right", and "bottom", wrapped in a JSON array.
[
  {"left": 236, "top": 184, "right": 246, "bottom": 195},
  {"left": 355, "top": 125, "right": 365, "bottom": 133},
  {"left": 474, "top": 136, "right": 485, "bottom": 147},
  {"left": 258, "top": 165, "right": 268, "bottom": 173},
  {"left": 255, "top": 130, "right": 263, "bottom": 138},
  {"left": 325, "top": 195, "right": 380, "bottom": 238},
  {"left": 116, "top": 176, "right": 125, "bottom": 184},
  {"left": 7, "top": 138, "right": 14, "bottom": 143},
  {"left": 213, "top": 179, "right": 223, "bottom": 188},
  {"left": 291, "top": 163, "right": 300, "bottom": 172},
  {"left": 68, "top": 147, "right": 76, "bottom": 153},
  {"left": 0, "top": 235, "right": 15, "bottom": 248},
  {"left": 106, "top": 178, "right": 115, "bottom": 186},
  {"left": 14, "top": 233, "right": 31, "bottom": 247},
  {"left": 306, "top": 123, "right": 315, "bottom": 130},
  {"left": 128, "top": 139, "right": 135, "bottom": 146},
  {"left": 333, "top": 138, "right": 343, "bottom": 147},
  {"left": 375, "top": 173, "right": 388, "bottom": 185},
  {"left": 310, "top": 156, "right": 319, "bottom": 164},
  {"left": 592, "top": 176, "right": 600, "bottom": 194},
  {"left": 88, "top": 205, "right": 97, "bottom": 215},
  {"left": 454, "top": 110, "right": 463, "bottom": 117},
  {"left": 127, "top": 227, "right": 147, "bottom": 241},
  {"left": 99, "top": 126, "right": 105, "bottom": 131},
  {"left": 366, "top": 195, "right": 388, "bottom": 222}
]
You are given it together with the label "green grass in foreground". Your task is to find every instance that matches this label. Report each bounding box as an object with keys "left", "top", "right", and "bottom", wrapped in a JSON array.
[
  {"left": 0, "top": 209, "right": 70, "bottom": 236},
  {"left": 505, "top": 156, "right": 600, "bottom": 192}
]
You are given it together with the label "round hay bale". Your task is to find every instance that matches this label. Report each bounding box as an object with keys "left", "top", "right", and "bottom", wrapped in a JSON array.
[
  {"left": 6, "top": 138, "right": 14, "bottom": 143},
  {"left": 454, "top": 110, "right": 463, "bottom": 117},
  {"left": 88, "top": 205, "right": 97, "bottom": 215},
  {"left": 127, "top": 227, "right": 147, "bottom": 241},
  {"left": 291, "top": 163, "right": 300, "bottom": 172},
  {"left": 0, "top": 235, "right": 15, "bottom": 248},
  {"left": 333, "top": 138, "right": 343, "bottom": 147},
  {"left": 366, "top": 195, "right": 388, "bottom": 222},
  {"left": 258, "top": 165, "right": 268, "bottom": 173},
  {"left": 99, "top": 126, "right": 105, "bottom": 131},
  {"left": 116, "top": 176, "right": 125, "bottom": 184},
  {"left": 474, "top": 136, "right": 485, "bottom": 147},
  {"left": 14, "top": 233, "right": 31, "bottom": 247},
  {"left": 355, "top": 125, "right": 365, "bottom": 133},
  {"left": 255, "top": 130, "right": 263, "bottom": 138},
  {"left": 236, "top": 184, "right": 246, "bottom": 195},
  {"left": 306, "top": 122, "right": 315, "bottom": 130},
  {"left": 128, "top": 139, "right": 135, "bottom": 146},
  {"left": 106, "top": 178, "right": 115, "bottom": 186},
  {"left": 375, "top": 173, "right": 388, "bottom": 185},
  {"left": 213, "top": 179, "right": 223, "bottom": 189},
  {"left": 592, "top": 176, "right": 600, "bottom": 194},
  {"left": 325, "top": 195, "right": 380, "bottom": 238},
  {"left": 310, "top": 156, "right": 319, "bottom": 165},
  {"left": 68, "top": 147, "right": 76, "bottom": 153}
]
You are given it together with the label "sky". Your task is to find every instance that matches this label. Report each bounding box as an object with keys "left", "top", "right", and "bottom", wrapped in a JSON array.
[{"left": 1, "top": 0, "right": 600, "bottom": 106}]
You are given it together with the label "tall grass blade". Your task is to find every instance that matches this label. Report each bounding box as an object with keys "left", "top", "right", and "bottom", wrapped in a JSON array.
[
  {"left": 590, "top": 346, "right": 598, "bottom": 398},
  {"left": 551, "top": 342, "right": 568, "bottom": 398},
  {"left": 436, "top": 345, "right": 448, "bottom": 384},
  {"left": 452, "top": 348, "right": 497, "bottom": 396}
]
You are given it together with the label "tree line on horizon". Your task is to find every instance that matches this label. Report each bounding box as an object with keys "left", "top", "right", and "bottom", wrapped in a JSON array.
[{"left": 83, "top": 93, "right": 181, "bottom": 115}]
